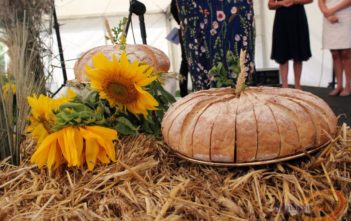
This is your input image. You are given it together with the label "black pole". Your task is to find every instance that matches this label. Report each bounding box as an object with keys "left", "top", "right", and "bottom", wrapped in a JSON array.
[
  {"left": 53, "top": 5, "right": 67, "bottom": 85},
  {"left": 127, "top": 0, "right": 147, "bottom": 44},
  {"left": 328, "top": 66, "right": 336, "bottom": 89},
  {"left": 125, "top": 10, "right": 133, "bottom": 36},
  {"left": 139, "top": 14, "right": 147, "bottom": 44},
  {"left": 331, "top": 69, "right": 336, "bottom": 89}
]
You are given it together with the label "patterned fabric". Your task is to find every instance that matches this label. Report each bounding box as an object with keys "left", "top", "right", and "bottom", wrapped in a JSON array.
[{"left": 176, "top": 0, "right": 255, "bottom": 90}]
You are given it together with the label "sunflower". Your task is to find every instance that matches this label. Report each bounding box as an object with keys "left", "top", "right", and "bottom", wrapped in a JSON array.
[
  {"left": 2, "top": 82, "right": 16, "bottom": 96},
  {"left": 85, "top": 52, "right": 159, "bottom": 117},
  {"left": 30, "top": 125, "right": 117, "bottom": 171},
  {"left": 26, "top": 90, "right": 76, "bottom": 144}
]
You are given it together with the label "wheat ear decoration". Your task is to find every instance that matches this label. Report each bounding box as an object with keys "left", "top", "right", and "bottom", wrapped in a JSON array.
[
  {"left": 235, "top": 49, "right": 247, "bottom": 97},
  {"left": 104, "top": 18, "right": 115, "bottom": 45}
]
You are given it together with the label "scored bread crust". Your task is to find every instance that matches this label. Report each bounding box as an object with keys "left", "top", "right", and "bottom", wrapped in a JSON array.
[
  {"left": 161, "top": 87, "right": 337, "bottom": 163},
  {"left": 235, "top": 94, "right": 258, "bottom": 162},
  {"left": 74, "top": 44, "right": 170, "bottom": 82}
]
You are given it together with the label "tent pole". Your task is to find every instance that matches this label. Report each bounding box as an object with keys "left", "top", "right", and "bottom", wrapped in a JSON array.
[{"left": 51, "top": 3, "right": 68, "bottom": 97}]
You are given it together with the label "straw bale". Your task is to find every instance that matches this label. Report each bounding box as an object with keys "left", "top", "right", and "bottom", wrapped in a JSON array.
[{"left": 0, "top": 124, "right": 351, "bottom": 220}]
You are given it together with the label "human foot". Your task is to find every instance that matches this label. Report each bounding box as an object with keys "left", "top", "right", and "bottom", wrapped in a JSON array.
[
  {"left": 340, "top": 89, "right": 351, "bottom": 96},
  {"left": 329, "top": 88, "right": 343, "bottom": 96},
  {"left": 294, "top": 85, "right": 302, "bottom": 90}
]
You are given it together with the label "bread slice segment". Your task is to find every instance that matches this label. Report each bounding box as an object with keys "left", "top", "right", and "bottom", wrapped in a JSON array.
[
  {"left": 235, "top": 93, "right": 258, "bottom": 162},
  {"left": 210, "top": 97, "right": 239, "bottom": 162}
]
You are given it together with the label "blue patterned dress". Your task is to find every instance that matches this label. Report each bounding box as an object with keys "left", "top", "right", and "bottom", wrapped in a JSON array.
[{"left": 176, "top": 0, "right": 255, "bottom": 90}]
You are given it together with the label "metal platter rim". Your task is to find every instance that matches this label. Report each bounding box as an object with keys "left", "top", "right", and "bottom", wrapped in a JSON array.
[{"left": 172, "top": 141, "right": 331, "bottom": 167}]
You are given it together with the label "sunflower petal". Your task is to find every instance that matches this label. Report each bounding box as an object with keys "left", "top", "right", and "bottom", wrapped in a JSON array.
[
  {"left": 27, "top": 96, "right": 36, "bottom": 108},
  {"left": 119, "top": 51, "right": 129, "bottom": 65},
  {"left": 59, "top": 128, "right": 72, "bottom": 165},
  {"left": 85, "top": 126, "right": 117, "bottom": 141},
  {"left": 136, "top": 75, "right": 157, "bottom": 87},
  {"left": 86, "top": 68, "right": 105, "bottom": 81},
  {"left": 126, "top": 103, "right": 143, "bottom": 116},
  {"left": 54, "top": 144, "right": 64, "bottom": 170},
  {"left": 132, "top": 101, "right": 148, "bottom": 117},
  {"left": 85, "top": 138, "right": 99, "bottom": 171},
  {"left": 135, "top": 85, "right": 159, "bottom": 108},
  {"left": 136, "top": 64, "right": 150, "bottom": 74},
  {"left": 73, "top": 127, "right": 84, "bottom": 166},
  {"left": 64, "top": 127, "right": 80, "bottom": 166},
  {"left": 97, "top": 148, "right": 110, "bottom": 164},
  {"left": 47, "top": 141, "right": 58, "bottom": 170},
  {"left": 31, "top": 132, "right": 58, "bottom": 168},
  {"left": 80, "top": 127, "right": 116, "bottom": 162},
  {"left": 92, "top": 52, "right": 113, "bottom": 71},
  {"left": 102, "top": 142, "right": 116, "bottom": 162},
  {"left": 64, "top": 89, "right": 77, "bottom": 101}
]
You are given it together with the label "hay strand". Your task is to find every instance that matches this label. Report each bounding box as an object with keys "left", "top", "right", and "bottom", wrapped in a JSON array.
[{"left": 103, "top": 18, "right": 114, "bottom": 45}]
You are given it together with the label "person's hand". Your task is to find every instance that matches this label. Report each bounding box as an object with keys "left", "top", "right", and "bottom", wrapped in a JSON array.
[
  {"left": 323, "top": 8, "right": 334, "bottom": 17},
  {"left": 327, "top": 15, "right": 339, "bottom": 23},
  {"left": 281, "top": 0, "right": 294, "bottom": 7}
]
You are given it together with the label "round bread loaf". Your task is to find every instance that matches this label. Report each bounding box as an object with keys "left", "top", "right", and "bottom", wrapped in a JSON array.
[
  {"left": 161, "top": 87, "right": 337, "bottom": 164},
  {"left": 74, "top": 44, "right": 170, "bottom": 82}
]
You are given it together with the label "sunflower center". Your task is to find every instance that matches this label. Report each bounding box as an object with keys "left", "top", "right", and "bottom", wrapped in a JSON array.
[{"left": 106, "top": 81, "right": 138, "bottom": 104}]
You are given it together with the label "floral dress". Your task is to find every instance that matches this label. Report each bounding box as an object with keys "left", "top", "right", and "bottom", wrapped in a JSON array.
[{"left": 176, "top": 0, "right": 255, "bottom": 90}]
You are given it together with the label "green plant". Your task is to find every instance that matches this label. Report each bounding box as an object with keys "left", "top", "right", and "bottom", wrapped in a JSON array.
[
  {"left": 208, "top": 50, "right": 241, "bottom": 88},
  {"left": 50, "top": 80, "right": 175, "bottom": 137}
]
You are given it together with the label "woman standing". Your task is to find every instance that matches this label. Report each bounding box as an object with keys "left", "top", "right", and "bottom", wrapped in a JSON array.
[
  {"left": 268, "top": 0, "right": 313, "bottom": 89},
  {"left": 176, "top": 0, "right": 255, "bottom": 91},
  {"left": 319, "top": 0, "right": 351, "bottom": 96},
  {"left": 171, "top": 0, "right": 189, "bottom": 97}
]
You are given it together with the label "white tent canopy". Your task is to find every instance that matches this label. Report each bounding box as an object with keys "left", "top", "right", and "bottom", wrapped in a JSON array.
[
  {"left": 56, "top": 0, "right": 171, "bottom": 18},
  {"left": 52, "top": 0, "right": 334, "bottom": 94}
]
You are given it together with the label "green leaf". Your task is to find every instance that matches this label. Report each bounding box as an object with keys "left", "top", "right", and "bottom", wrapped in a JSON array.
[
  {"left": 115, "top": 116, "right": 139, "bottom": 135},
  {"left": 160, "top": 88, "right": 176, "bottom": 104}
]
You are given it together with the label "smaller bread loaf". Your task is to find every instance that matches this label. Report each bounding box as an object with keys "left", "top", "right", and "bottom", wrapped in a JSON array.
[
  {"left": 74, "top": 44, "right": 170, "bottom": 82},
  {"left": 161, "top": 87, "right": 338, "bottom": 164}
]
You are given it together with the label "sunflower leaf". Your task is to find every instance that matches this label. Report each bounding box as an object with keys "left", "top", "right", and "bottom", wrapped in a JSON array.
[
  {"left": 154, "top": 81, "right": 176, "bottom": 104},
  {"left": 115, "top": 117, "right": 139, "bottom": 135}
]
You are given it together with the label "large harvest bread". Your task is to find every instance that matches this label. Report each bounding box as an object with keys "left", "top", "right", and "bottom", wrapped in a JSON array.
[
  {"left": 161, "top": 87, "right": 337, "bottom": 164},
  {"left": 74, "top": 44, "right": 170, "bottom": 82}
]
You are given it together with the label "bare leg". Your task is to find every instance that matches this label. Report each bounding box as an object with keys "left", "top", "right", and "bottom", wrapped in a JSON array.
[
  {"left": 340, "top": 49, "right": 351, "bottom": 96},
  {"left": 293, "top": 60, "right": 302, "bottom": 90},
  {"left": 279, "top": 61, "right": 289, "bottom": 88},
  {"left": 329, "top": 50, "right": 344, "bottom": 96}
]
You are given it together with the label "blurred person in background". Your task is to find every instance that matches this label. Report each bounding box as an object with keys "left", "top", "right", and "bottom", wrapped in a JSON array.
[
  {"left": 319, "top": 0, "right": 351, "bottom": 96},
  {"left": 268, "top": 0, "right": 313, "bottom": 90},
  {"left": 171, "top": 0, "right": 189, "bottom": 97},
  {"left": 176, "top": 0, "right": 255, "bottom": 90}
]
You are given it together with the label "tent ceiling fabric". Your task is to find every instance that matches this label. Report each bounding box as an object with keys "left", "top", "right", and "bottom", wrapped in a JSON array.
[{"left": 56, "top": 0, "right": 171, "bottom": 19}]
